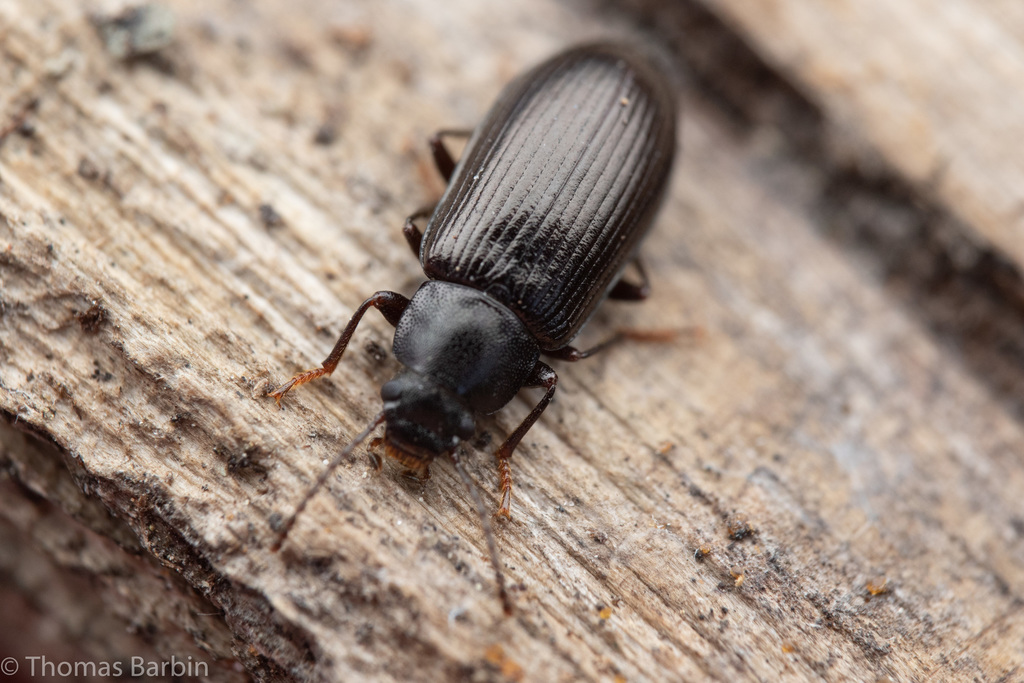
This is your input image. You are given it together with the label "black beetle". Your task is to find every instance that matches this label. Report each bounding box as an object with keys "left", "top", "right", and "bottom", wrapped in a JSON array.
[{"left": 270, "top": 42, "right": 678, "bottom": 613}]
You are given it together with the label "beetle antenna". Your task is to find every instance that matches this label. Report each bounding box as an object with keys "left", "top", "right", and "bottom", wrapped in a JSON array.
[
  {"left": 450, "top": 448, "right": 513, "bottom": 616},
  {"left": 271, "top": 410, "right": 386, "bottom": 552}
]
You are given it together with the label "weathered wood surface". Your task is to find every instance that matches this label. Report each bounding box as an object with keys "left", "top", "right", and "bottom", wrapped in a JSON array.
[
  {"left": 702, "top": 0, "right": 1024, "bottom": 275},
  {"left": 2, "top": 0, "right": 1023, "bottom": 681}
]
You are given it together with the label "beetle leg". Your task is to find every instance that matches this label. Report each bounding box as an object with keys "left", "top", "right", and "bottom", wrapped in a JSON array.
[
  {"left": 545, "top": 327, "right": 678, "bottom": 362},
  {"left": 494, "top": 361, "right": 558, "bottom": 519},
  {"left": 544, "top": 337, "right": 622, "bottom": 361},
  {"left": 402, "top": 206, "right": 434, "bottom": 256},
  {"left": 496, "top": 454, "right": 513, "bottom": 519},
  {"left": 404, "top": 128, "right": 473, "bottom": 252},
  {"left": 406, "top": 129, "right": 473, "bottom": 255},
  {"left": 269, "top": 291, "right": 410, "bottom": 404},
  {"left": 608, "top": 257, "right": 650, "bottom": 301},
  {"left": 429, "top": 129, "right": 472, "bottom": 182},
  {"left": 368, "top": 437, "right": 385, "bottom": 471}
]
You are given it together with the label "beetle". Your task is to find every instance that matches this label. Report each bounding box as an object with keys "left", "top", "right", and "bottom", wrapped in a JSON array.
[{"left": 269, "top": 42, "right": 678, "bottom": 613}]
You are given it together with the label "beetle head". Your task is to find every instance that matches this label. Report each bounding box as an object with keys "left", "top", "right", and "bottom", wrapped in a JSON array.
[{"left": 380, "top": 371, "right": 475, "bottom": 475}]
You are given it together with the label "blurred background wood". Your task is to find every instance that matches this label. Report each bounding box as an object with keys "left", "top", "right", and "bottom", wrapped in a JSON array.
[
  {"left": 1, "top": 0, "right": 1023, "bottom": 681},
  {"left": 703, "top": 0, "right": 1024, "bottom": 273}
]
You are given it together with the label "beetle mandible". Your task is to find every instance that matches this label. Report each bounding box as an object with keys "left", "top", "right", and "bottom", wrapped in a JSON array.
[{"left": 270, "top": 42, "right": 678, "bottom": 613}]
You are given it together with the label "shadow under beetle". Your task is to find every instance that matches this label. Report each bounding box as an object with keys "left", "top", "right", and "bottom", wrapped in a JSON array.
[{"left": 270, "top": 42, "right": 678, "bottom": 614}]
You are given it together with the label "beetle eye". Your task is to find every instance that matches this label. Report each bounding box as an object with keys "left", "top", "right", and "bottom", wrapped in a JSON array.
[{"left": 381, "top": 381, "right": 402, "bottom": 402}]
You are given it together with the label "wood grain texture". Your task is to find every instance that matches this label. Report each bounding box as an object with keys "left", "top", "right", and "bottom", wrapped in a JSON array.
[
  {"left": 1, "top": 0, "right": 1023, "bottom": 681},
  {"left": 702, "top": 0, "right": 1024, "bottom": 278}
]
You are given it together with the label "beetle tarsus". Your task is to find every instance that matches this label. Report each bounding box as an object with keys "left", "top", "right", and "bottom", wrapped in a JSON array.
[
  {"left": 487, "top": 362, "right": 557, "bottom": 523},
  {"left": 494, "top": 361, "right": 557, "bottom": 462},
  {"left": 617, "top": 328, "right": 683, "bottom": 343},
  {"left": 269, "top": 290, "right": 411, "bottom": 404},
  {"left": 495, "top": 456, "right": 514, "bottom": 520},
  {"left": 269, "top": 368, "right": 329, "bottom": 404}
]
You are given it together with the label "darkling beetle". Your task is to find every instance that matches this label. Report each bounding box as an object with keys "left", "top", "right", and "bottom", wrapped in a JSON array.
[{"left": 270, "top": 42, "right": 678, "bottom": 614}]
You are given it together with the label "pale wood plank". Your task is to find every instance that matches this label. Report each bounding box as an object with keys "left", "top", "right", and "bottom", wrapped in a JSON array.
[{"left": 705, "top": 0, "right": 1024, "bottom": 272}]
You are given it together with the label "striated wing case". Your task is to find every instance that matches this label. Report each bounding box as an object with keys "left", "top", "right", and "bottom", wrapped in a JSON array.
[{"left": 420, "top": 43, "right": 678, "bottom": 350}]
